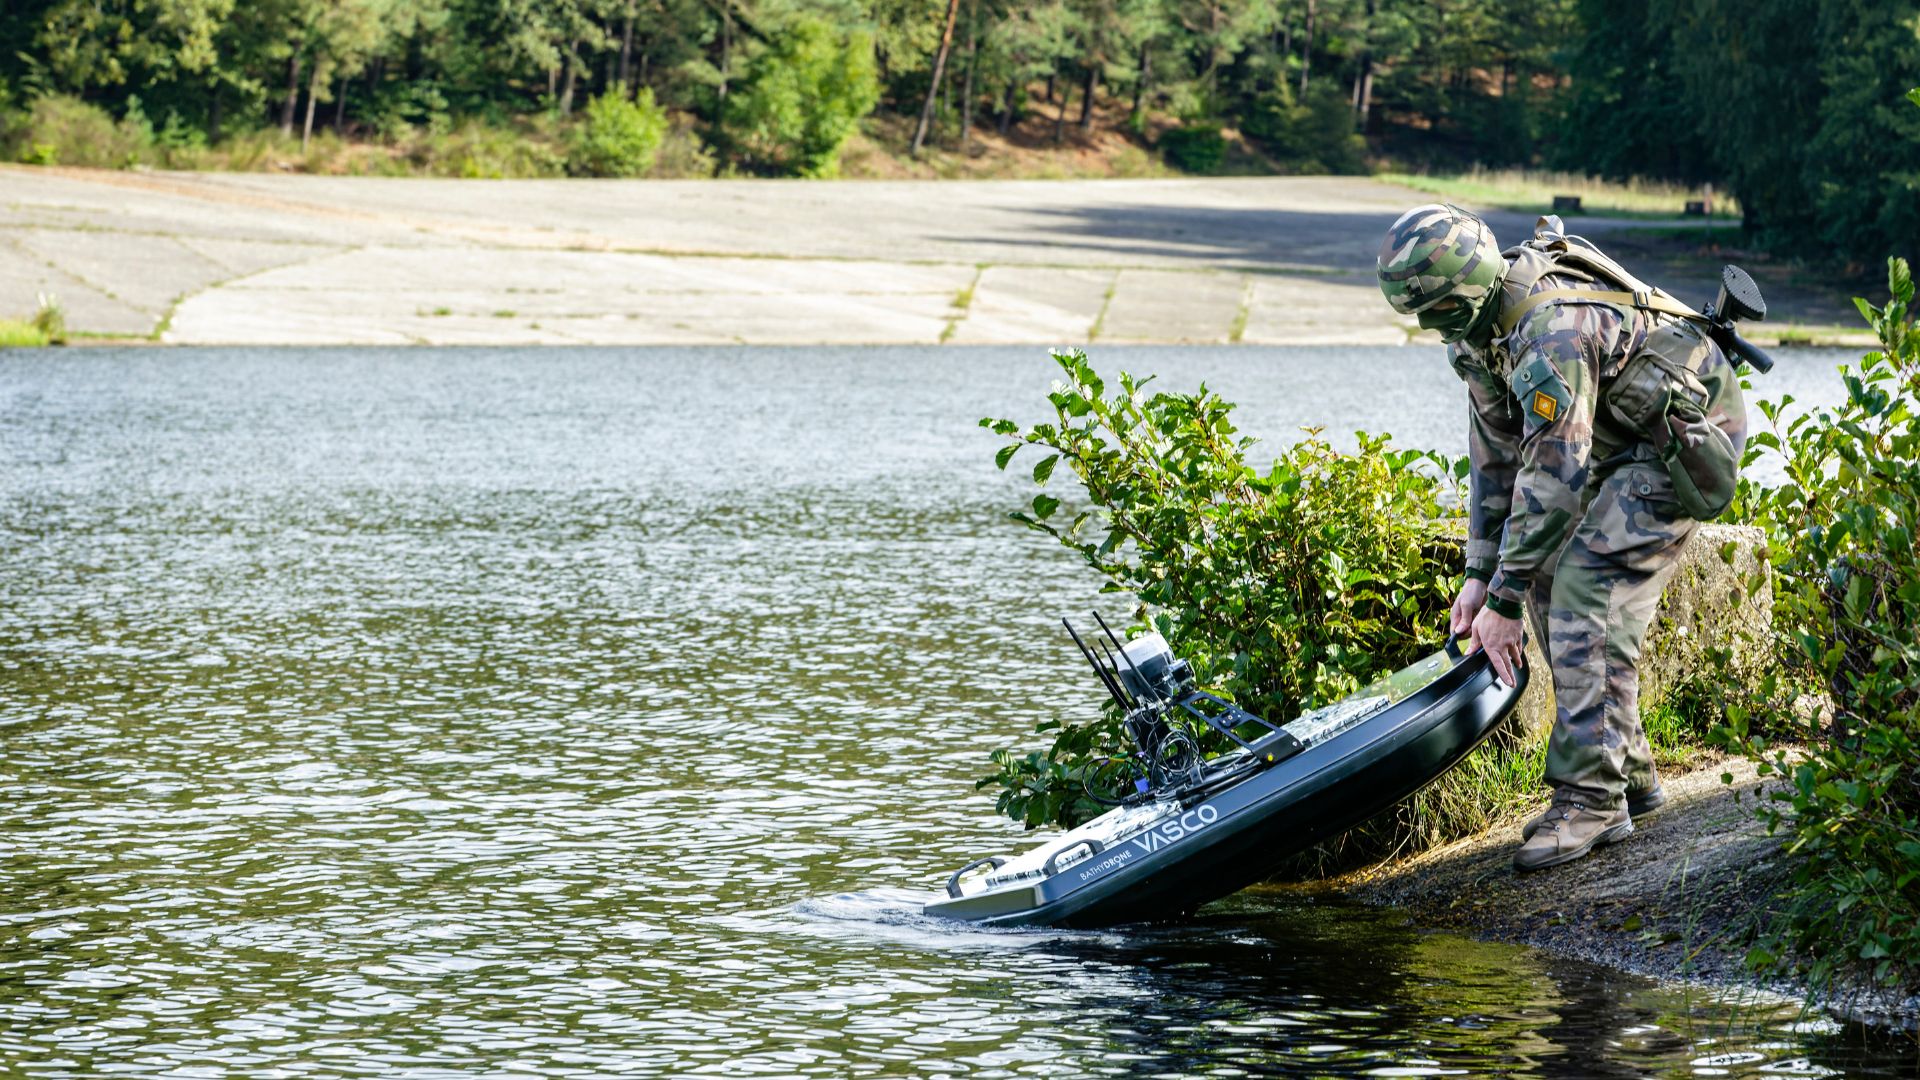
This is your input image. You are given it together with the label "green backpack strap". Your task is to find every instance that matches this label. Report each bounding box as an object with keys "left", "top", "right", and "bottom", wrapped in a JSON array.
[{"left": 1496, "top": 287, "right": 1703, "bottom": 338}]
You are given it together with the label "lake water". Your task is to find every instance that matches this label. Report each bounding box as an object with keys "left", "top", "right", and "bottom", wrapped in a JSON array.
[{"left": 2, "top": 345, "right": 1908, "bottom": 1077}]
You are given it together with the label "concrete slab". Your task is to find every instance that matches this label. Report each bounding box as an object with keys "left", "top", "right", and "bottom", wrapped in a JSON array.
[
  {"left": 1099, "top": 269, "right": 1245, "bottom": 343},
  {"left": 12, "top": 229, "right": 227, "bottom": 316},
  {"left": 0, "top": 241, "right": 155, "bottom": 334},
  {"left": 1239, "top": 276, "right": 1422, "bottom": 346},
  {"left": 175, "top": 236, "right": 345, "bottom": 280},
  {"left": 951, "top": 266, "right": 1112, "bottom": 345}
]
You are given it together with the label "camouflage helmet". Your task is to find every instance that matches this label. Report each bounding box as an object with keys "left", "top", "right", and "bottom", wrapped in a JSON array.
[{"left": 1376, "top": 204, "right": 1505, "bottom": 322}]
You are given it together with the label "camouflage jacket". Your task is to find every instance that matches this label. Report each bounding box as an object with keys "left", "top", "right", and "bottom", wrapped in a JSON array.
[{"left": 1449, "top": 270, "right": 1656, "bottom": 619}]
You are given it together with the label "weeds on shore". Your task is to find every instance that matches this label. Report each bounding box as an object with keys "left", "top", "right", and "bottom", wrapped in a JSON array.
[{"left": 0, "top": 294, "right": 66, "bottom": 348}]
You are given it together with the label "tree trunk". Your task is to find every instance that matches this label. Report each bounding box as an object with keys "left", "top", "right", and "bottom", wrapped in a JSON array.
[
  {"left": 1205, "top": 2, "right": 1220, "bottom": 92},
  {"left": 559, "top": 39, "right": 580, "bottom": 115},
  {"left": 1299, "top": 0, "right": 1316, "bottom": 96},
  {"left": 959, "top": 0, "right": 979, "bottom": 150},
  {"left": 719, "top": 7, "right": 732, "bottom": 102},
  {"left": 1131, "top": 42, "right": 1151, "bottom": 124},
  {"left": 280, "top": 51, "right": 301, "bottom": 137},
  {"left": 333, "top": 76, "right": 347, "bottom": 131},
  {"left": 910, "top": 0, "right": 962, "bottom": 156},
  {"left": 1045, "top": 73, "right": 1054, "bottom": 103},
  {"left": 998, "top": 80, "right": 1015, "bottom": 135},
  {"left": 619, "top": 12, "right": 634, "bottom": 87},
  {"left": 1053, "top": 77, "right": 1072, "bottom": 145},
  {"left": 1078, "top": 65, "right": 1096, "bottom": 129},
  {"left": 1353, "top": 0, "right": 1374, "bottom": 128},
  {"left": 301, "top": 57, "right": 321, "bottom": 153},
  {"left": 208, "top": 87, "right": 223, "bottom": 143}
]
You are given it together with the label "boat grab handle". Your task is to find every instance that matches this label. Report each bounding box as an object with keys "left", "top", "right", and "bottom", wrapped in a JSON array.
[
  {"left": 945, "top": 856, "right": 1008, "bottom": 897},
  {"left": 1043, "top": 838, "right": 1106, "bottom": 876}
]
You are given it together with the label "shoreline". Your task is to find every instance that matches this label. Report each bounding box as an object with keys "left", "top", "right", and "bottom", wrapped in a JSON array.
[{"left": 1314, "top": 757, "right": 1919, "bottom": 1032}]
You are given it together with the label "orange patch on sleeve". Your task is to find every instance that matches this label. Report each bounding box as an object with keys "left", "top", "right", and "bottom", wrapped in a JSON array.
[{"left": 1531, "top": 390, "right": 1558, "bottom": 422}]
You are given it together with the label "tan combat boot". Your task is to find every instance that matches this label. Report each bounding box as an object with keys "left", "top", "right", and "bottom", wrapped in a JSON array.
[
  {"left": 1521, "top": 781, "right": 1666, "bottom": 841},
  {"left": 1513, "top": 800, "right": 1633, "bottom": 871}
]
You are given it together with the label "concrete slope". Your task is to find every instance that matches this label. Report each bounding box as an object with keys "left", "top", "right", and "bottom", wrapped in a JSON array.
[{"left": 0, "top": 166, "right": 1849, "bottom": 346}]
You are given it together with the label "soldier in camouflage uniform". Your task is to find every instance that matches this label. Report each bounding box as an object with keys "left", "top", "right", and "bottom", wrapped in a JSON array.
[{"left": 1375, "top": 204, "right": 1748, "bottom": 871}]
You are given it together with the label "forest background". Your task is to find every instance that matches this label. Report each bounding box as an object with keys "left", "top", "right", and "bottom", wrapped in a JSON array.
[{"left": 0, "top": 0, "right": 1915, "bottom": 268}]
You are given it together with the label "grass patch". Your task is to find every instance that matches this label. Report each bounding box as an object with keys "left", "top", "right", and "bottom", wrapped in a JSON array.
[
  {"left": 1228, "top": 279, "right": 1253, "bottom": 343},
  {"left": 1087, "top": 272, "right": 1118, "bottom": 342},
  {"left": 492, "top": 310, "right": 517, "bottom": 318},
  {"left": 0, "top": 318, "right": 50, "bottom": 347},
  {"left": 1378, "top": 166, "right": 1739, "bottom": 221}
]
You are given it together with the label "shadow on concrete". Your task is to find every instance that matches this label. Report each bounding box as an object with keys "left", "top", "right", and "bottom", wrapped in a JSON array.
[
  {"left": 950, "top": 200, "right": 1856, "bottom": 325},
  {"left": 936, "top": 202, "right": 1542, "bottom": 275}
]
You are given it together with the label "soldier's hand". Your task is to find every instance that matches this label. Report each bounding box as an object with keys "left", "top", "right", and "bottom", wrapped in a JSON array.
[
  {"left": 1451, "top": 579, "right": 1489, "bottom": 636},
  {"left": 1470, "top": 605, "right": 1527, "bottom": 687}
]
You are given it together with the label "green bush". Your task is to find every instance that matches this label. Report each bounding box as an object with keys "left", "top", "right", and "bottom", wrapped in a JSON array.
[
  {"left": 977, "top": 349, "right": 1460, "bottom": 828},
  {"left": 403, "top": 121, "right": 565, "bottom": 179},
  {"left": 5, "top": 93, "right": 150, "bottom": 168},
  {"left": 1240, "top": 84, "right": 1367, "bottom": 174},
  {"left": 567, "top": 85, "right": 669, "bottom": 178},
  {"left": 723, "top": 15, "right": 879, "bottom": 178},
  {"left": 1158, "top": 123, "right": 1226, "bottom": 174},
  {"left": 1727, "top": 255, "right": 1920, "bottom": 991}
]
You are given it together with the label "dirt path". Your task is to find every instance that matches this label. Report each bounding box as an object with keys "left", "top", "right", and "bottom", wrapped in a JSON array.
[
  {"left": 1322, "top": 757, "right": 1918, "bottom": 1031},
  {"left": 0, "top": 166, "right": 1863, "bottom": 346}
]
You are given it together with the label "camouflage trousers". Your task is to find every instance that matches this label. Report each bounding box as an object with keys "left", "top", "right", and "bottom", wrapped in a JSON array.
[{"left": 1524, "top": 461, "right": 1697, "bottom": 810}]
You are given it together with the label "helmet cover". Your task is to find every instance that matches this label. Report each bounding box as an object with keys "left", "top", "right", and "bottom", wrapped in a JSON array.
[{"left": 1376, "top": 204, "right": 1505, "bottom": 333}]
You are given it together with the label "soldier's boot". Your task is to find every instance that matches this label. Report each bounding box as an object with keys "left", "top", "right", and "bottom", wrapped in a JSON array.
[
  {"left": 1626, "top": 781, "right": 1667, "bottom": 819},
  {"left": 1521, "top": 778, "right": 1667, "bottom": 841},
  {"left": 1513, "top": 800, "right": 1633, "bottom": 871}
]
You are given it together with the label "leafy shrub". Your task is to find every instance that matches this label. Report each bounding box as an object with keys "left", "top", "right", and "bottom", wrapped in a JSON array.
[
  {"left": 403, "top": 121, "right": 565, "bottom": 178},
  {"left": 365, "top": 81, "right": 451, "bottom": 141},
  {"left": 1240, "top": 84, "right": 1367, "bottom": 174},
  {"left": 32, "top": 292, "right": 66, "bottom": 344},
  {"left": 1722, "top": 255, "right": 1920, "bottom": 992},
  {"left": 1158, "top": 123, "right": 1226, "bottom": 174},
  {"left": 723, "top": 15, "right": 880, "bottom": 178},
  {"left": 650, "top": 120, "right": 719, "bottom": 178},
  {"left": 977, "top": 350, "right": 1460, "bottom": 827},
  {"left": 5, "top": 93, "right": 149, "bottom": 168},
  {"left": 567, "top": 85, "right": 668, "bottom": 178}
]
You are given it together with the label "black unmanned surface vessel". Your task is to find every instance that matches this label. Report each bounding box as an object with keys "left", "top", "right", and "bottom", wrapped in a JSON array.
[{"left": 926, "top": 615, "right": 1528, "bottom": 928}]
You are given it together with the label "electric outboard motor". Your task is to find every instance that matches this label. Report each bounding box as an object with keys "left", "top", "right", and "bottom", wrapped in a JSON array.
[
  {"left": 1702, "top": 264, "right": 1776, "bottom": 374},
  {"left": 1114, "top": 633, "right": 1194, "bottom": 703}
]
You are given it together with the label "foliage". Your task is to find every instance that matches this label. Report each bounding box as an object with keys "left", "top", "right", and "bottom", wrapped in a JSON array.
[
  {"left": 4, "top": 93, "right": 150, "bottom": 167},
  {"left": 32, "top": 292, "right": 67, "bottom": 345},
  {"left": 567, "top": 85, "right": 669, "bottom": 177},
  {"left": 1239, "top": 82, "right": 1365, "bottom": 174},
  {"left": 1725, "top": 255, "right": 1920, "bottom": 991},
  {"left": 1157, "top": 122, "right": 1225, "bottom": 173},
  {"left": 975, "top": 349, "right": 1460, "bottom": 828},
  {"left": 0, "top": 320, "right": 50, "bottom": 348},
  {"left": 722, "top": 16, "right": 879, "bottom": 178}
]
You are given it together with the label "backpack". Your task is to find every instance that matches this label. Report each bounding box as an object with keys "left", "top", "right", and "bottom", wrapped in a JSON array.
[{"left": 1493, "top": 216, "right": 1746, "bottom": 520}]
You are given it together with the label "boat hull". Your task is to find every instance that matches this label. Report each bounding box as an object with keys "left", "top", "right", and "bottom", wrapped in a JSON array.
[{"left": 926, "top": 647, "right": 1527, "bottom": 928}]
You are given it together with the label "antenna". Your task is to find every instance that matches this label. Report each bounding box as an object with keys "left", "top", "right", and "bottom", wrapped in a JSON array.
[{"left": 1063, "top": 618, "right": 1134, "bottom": 711}]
